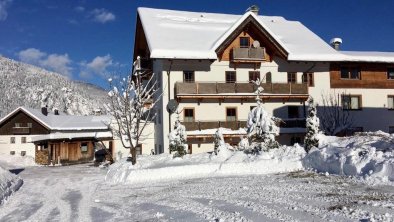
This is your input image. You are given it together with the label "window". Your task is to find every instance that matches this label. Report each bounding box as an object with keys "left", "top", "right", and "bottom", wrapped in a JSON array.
[
  {"left": 288, "top": 106, "right": 299, "bottom": 118},
  {"left": 342, "top": 95, "right": 361, "bottom": 110},
  {"left": 135, "top": 144, "right": 142, "bottom": 155},
  {"left": 340, "top": 67, "right": 361, "bottom": 79},
  {"left": 239, "top": 37, "right": 250, "bottom": 48},
  {"left": 10, "top": 137, "right": 15, "bottom": 144},
  {"left": 265, "top": 72, "right": 272, "bottom": 83},
  {"left": 225, "top": 71, "right": 236, "bottom": 83},
  {"left": 21, "top": 137, "right": 26, "bottom": 144},
  {"left": 388, "top": 68, "right": 394, "bottom": 80},
  {"left": 302, "top": 72, "right": 314, "bottom": 86},
  {"left": 287, "top": 72, "right": 297, "bottom": 83},
  {"left": 184, "top": 108, "right": 194, "bottom": 122},
  {"left": 183, "top": 71, "right": 195, "bottom": 83},
  {"left": 388, "top": 96, "right": 394, "bottom": 110},
  {"left": 80, "top": 143, "right": 88, "bottom": 153},
  {"left": 15, "top": 123, "right": 21, "bottom": 128},
  {"left": 389, "top": 126, "right": 394, "bottom": 134},
  {"left": 226, "top": 108, "right": 237, "bottom": 121},
  {"left": 249, "top": 71, "right": 260, "bottom": 82},
  {"left": 27, "top": 123, "right": 32, "bottom": 128}
]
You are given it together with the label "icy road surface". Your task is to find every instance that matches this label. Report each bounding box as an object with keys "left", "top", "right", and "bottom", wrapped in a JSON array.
[{"left": 0, "top": 164, "right": 393, "bottom": 221}]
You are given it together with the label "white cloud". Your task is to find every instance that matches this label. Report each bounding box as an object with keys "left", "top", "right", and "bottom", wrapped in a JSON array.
[
  {"left": 74, "top": 6, "right": 85, "bottom": 12},
  {"left": 0, "top": 0, "right": 12, "bottom": 21},
  {"left": 18, "top": 48, "right": 73, "bottom": 78},
  {"left": 18, "top": 48, "right": 46, "bottom": 64},
  {"left": 90, "top": 8, "right": 115, "bottom": 23},
  {"left": 80, "top": 54, "right": 113, "bottom": 78}
]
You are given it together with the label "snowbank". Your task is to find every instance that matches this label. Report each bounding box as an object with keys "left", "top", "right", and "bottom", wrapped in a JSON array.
[
  {"left": 303, "top": 132, "right": 394, "bottom": 184},
  {"left": 0, "top": 154, "right": 36, "bottom": 169},
  {"left": 0, "top": 166, "right": 23, "bottom": 204},
  {"left": 106, "top": 145, "right": 305, "bottom": 184}
]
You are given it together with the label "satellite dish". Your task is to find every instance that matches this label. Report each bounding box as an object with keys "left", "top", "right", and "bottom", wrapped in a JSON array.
[
  {"left": 166, "top": 99, "right": 179, "bottom": 114},
  {"left": 252, "top": 40, "right": 260, "bottom": 48}
]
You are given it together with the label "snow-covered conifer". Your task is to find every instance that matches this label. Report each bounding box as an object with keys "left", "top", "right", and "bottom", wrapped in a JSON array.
[
  {"left": 213, "top": 128, "right": 225, "bottom": 154},
  {"left": 246, "top": 78, "right": 279, "bottom": 151},
  {"left": 304, "top": 96, "right": 320, "bottom": 153},
  {"left": 169, "top": 120, "right": 188, "bottom": 157}
]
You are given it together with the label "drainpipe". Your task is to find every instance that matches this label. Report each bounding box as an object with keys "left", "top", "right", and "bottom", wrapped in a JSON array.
[{"left": 167, "top": 60, "right": 173, "bottom": 133}]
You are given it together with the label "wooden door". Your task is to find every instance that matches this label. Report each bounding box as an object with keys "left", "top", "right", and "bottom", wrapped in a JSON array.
[{"left": 68, "top": 143, "right": 79, "bottom": 161}]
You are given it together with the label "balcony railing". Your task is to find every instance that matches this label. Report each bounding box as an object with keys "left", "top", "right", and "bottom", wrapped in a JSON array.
[
  {"left": 181, "top": 119, "right": 306, "bottom": 131},
  {"left": 12, "top": 127, "right": 30, "bottom": 135},
  {"left": 232, "top": 47, "right": 265, "bottom": 61},
  {"left": 175, "top": 82, "right": 308, "bottom": 96}
]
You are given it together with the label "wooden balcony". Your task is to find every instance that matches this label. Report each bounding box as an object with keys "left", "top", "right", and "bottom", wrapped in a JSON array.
[
  {"left": 175, "top": 82, "right": 309, "bottom": 100},
  {"left": 181, "top": 119, "right": 306, "bottom": 131},
  {"left": 12, "top": 127, "right": 30, "bottom": 135},
  {"left": 232, "top": 47, "right": 265, "bottom": 62}
]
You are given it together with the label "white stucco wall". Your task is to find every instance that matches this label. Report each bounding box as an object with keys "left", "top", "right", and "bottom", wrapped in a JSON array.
[{"left": 0, "top": 135, "right": 36, "bottom": 157}]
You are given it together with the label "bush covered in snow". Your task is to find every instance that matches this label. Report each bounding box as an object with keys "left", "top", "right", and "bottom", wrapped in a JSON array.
[{"left": 169, "top": 120, "right": 188, "bottom": 157}]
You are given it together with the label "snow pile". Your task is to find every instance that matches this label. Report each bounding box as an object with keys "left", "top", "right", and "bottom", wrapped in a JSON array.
[
  {"left": 303, "top": 131, "right": 394, "bottom": 184},
  {"left": 0, "top": 166, "right": 23, "bottom": 205},
  {"left": 106, "top": 145, "right": 305, "bottom": 184},
  {"left": 0, "top": 154, "right": 37, "bottom": 169}
]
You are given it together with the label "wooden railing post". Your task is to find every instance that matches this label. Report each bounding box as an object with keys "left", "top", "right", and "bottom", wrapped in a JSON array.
[
  {"left": 198, "top": 121, "right": 201, "bottom": 131},
  {"left": 289, "top": 83, "right": 292, "bottom": 94},
  {"left": 196, "top": 82, "right": 199, "bottom": 94}
]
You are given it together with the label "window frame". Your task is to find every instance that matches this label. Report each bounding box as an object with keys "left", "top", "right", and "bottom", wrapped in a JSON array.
[
  {"left": 342, "top": 94, "right": 362, "bottom": 110},
  {"left": 388, "top": 95, "right": 394, "bottom": 110},
  {"left": 80, "top": 142, "right": 88, "bottom": 153},
  {"left": 225, "top": 71, "right": 236, "bottom": 83},
  {"left": 340, "top": 66, "right": 361, "bottom": 80},
  {"left": 183, "top": 108, "right": 195, "bottom": 122},
  {"left": 21, "top": 137, "right": 26, "bottom": 144},
  {"left": 287, "top": 72, "right": 297, "bottom": 83},
  {"left": 387, "top": 68, "right": 394, "bottom": 80},
  {"left": 14, "top": 123, "right": 21, "bottom": 128},
  {"left": 249, "top": 71, "right": 260, "bottom": 82},
  {"left": 265, "top": 72, "right": 272, "bottom": 83},
  {"left": 183, "top": 71, "right": 195, "bottom": 83},
  {"left": 239, "top": 37, "right": 250, "bottom": 48},
  {"left": 226, "top": 107, "right": 237, "bottom": 122},
  {"left": 302, "top": 72, "right": 314, "bottom": 86},
  {"left": 10, "top": 137, "right": 15, "bottom": 144}
]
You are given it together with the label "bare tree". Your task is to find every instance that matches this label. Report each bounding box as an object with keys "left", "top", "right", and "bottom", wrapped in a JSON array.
[
  {"left": 319, "top": 93, "right": 353, "bottom": 136},
  {"left": 106, "top": 56, "right": 160, "bottom": 165}
]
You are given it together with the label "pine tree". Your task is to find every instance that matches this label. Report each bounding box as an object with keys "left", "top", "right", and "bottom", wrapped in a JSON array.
[
  {"left": 169, "top": 120, "right": 188, "bottom": 157},
  {"left": 304, "top": 96, "right": 320, "bottom": 153}
]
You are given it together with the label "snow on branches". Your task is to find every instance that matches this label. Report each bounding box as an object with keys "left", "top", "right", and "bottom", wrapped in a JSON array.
[
  {"left": 106, "top": 56, "right": 159, "bottom": 164},
  {"left": 243, "top": 78, "right": 279, "bottom": 152},
  {"left": 304, "top": 96, "right": 320, "bottom": 153},
  {"left": 169, "top": 119, "right": 188, "bottom": 158}
]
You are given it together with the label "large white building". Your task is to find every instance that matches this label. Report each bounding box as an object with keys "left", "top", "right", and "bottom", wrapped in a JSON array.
[{"left": 132, "top": 7, "right": 394, "bottom": 155}]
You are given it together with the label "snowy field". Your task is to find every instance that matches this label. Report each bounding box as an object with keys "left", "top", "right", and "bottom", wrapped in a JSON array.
[{"left": 0, "top": 164, "right": 393, "bottom": 221}]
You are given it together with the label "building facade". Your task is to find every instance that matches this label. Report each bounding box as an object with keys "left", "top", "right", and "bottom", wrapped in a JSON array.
[{"left": 133, "top": 7, "right": 394, "bottom": 154}]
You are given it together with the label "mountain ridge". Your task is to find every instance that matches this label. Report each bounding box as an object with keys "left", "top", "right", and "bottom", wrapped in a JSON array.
[{"left": 0, "top": 56, "right": 109, "bottom": 118}]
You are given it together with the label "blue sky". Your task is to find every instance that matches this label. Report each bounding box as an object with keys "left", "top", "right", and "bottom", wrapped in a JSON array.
[{"left": 1, "top": 0, "right": 394, "bottom": 88}]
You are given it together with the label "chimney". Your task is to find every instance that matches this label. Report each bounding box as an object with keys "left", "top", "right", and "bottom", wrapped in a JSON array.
[
  {"left": 247, "top": 5, "right": 259, "bottom": 15},
  {"left": 41, "top": 106, "right": 48, "bottom": 116},
  {"left": 54, "top": 108, "right": 59, "bottom": 115},
  {"left": 330, "top": 38, "right": 342, "bottom": 50}
]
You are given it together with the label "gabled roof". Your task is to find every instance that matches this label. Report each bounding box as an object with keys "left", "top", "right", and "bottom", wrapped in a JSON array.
[
  {"left": 0, "top": 107, "right": 110, "bottom": 131},
  {"left": 137, "top": 7, "right": 342, "bottom": 61},
  {"left": 137, "top": 7, "right": 394, "bottom": 63}
]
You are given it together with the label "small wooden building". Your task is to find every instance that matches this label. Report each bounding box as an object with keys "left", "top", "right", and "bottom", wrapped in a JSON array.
[{"left": 0, "top": 106, "right": 114, "bottom": 165}]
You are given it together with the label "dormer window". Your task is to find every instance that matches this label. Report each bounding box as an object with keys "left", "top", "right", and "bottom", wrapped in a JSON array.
[{"left": 240, "top": 37, "right": 250, "bottom": 48}]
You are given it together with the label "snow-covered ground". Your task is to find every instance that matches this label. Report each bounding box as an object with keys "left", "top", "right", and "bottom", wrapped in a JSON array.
[
  {"left": 0, "top": 164, "right": 393, "bottom": 221},
  {"left": 1, "top": 132, "right": 394, "bottom": 221},
  {"left": 0, "top": 154, "right": 36, "bottom": 169}
]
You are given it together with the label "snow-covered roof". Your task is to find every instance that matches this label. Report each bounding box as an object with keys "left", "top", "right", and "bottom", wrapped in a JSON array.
[
  {"left": 339, "top": 51, "right": 394, "bottom": 63},
  {"left": 137, "top": 7, "right": 394, "bottom": 63},
  {"left": 0, "top": 107, "right": 110, "bottom": 131},
  {"left": 31, "top": 131, "right": 113, "bottom": 142}
]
